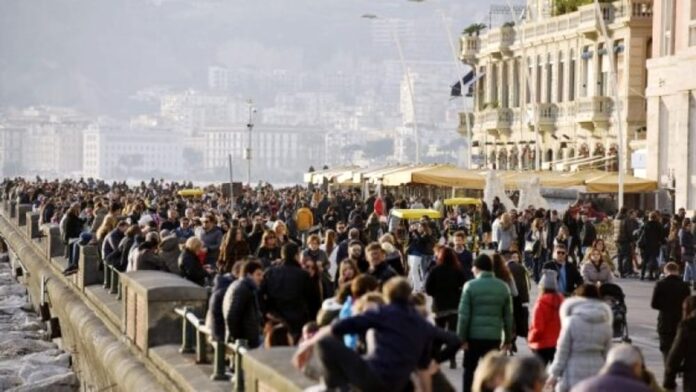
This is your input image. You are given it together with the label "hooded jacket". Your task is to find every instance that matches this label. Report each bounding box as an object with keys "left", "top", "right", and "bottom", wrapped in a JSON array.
[
  {"left": 528, "top": 292, "right": 564, "bottom": 350},
  {"left": 549, "top": 297, "right": 613, "bottom": 391}
]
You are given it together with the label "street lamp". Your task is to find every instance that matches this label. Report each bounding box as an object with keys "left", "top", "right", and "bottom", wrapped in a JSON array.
[
  {"left": 245, "top": 99, "right": 255, "bottom": 187},
  {"left": 361, "top": 14, "right": 421, "bottom": 164}
]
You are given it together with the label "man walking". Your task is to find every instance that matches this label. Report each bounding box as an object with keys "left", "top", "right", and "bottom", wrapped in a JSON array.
[
  {"left": 543, "top": 243, "right": 583, "bottom": 296},
  {"left": 651, "top": 261, "right": 691, "bottom": 363},
  {"left": 457, "top": 254, "right": 513, "bottom": 392}
]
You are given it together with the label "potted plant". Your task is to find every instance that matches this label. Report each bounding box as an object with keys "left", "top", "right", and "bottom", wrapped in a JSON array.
[{"left": 463, "top": 23, "right": 487, "bottom": 37}]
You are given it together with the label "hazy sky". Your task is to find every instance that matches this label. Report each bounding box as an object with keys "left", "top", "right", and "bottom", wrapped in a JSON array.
[{"left": 0, "top": 0, "right": 501, "bottom": 117}]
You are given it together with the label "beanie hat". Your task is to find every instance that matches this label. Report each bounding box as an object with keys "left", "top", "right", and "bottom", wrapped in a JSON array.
[{"left": 539, "top": 269, "right": 558, "bottom": 291}]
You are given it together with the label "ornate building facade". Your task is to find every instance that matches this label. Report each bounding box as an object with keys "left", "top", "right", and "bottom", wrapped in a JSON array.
[{"left": 460, "top": 0, "right": 653, "bottom": 173}]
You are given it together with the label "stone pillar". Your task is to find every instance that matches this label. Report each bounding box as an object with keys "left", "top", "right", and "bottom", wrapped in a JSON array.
[
  {"left": 17, "top": 204, "right": 31, "bottom": 226},
  {"left": 26, "top": 212, "right": 40, "bottom": 239},
  {"left": 77, "top": 244, "right": 101, "bottom": 291},
  {"left": 45, "top": 225, "right": 65, "bottom": 259},
  {"left": 120, "top": 271, "right": 208, "bottom": 352}
]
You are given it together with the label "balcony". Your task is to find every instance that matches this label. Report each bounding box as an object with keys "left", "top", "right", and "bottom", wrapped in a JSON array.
[
  {"left": 460, "top": 36, "right": 480, "bottom": 63},
  {"left": 614, "top": 0, "right": 653, "bottom": 27},
  {"left": 577, "top": 2, "right": 615, "bottom": 38},
  {"left": 484, "top": 26, "right": 515, "bottom": 56},
  {"left": 576, "top": 96, "right": 613, "bottom": 128},
  {"left": 481, "top": 108, "right": 513, "bottom": 135},
  {"left": 536, "top": 103, "right": 558, "bottom": 131},
  {"left": 458, "top": 112, "right": 475, "bottom": 136}
]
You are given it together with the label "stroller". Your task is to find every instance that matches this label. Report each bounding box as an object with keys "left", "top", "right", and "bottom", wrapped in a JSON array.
[{"left": 599, "top": 282, "right": 631, "bottom": 343}]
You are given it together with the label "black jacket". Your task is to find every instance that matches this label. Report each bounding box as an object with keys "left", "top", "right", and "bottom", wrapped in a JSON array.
[
  {"left": 224, "top": 277, "right": 262, "bottom": 348},
  {"left": 425, "top": 263, "right": 465, "bottom": 314},
  {"left": 256, "top": 246, "right": 281, "bottom": 268},
  {"left": 178, "top": 249, "right": 208, "bottom": 286},
  {"left": 206, "top": 274, "right": 234, "bottom": 342},
  {"left": 665, "top": 316, "right": 696, "bottom": 391},
  {"left": 642, "top": 220, "right": 664, "bottom": 254},
  {"left": 63, "top": 212, "right": 84, "bottom": 243},
  {"left": 651, "top": 275, "right": 691, "bottom": 347},
  {"left": 579, "top": 221, "right": 597, "bottom": 247},
  {"left": 542, "top": 260, "right": 583, "bottom": 295},
  {"left": 369, "top": 262, "right": 398, "bottom": 285},
  {"left": 260, "top": 262, "right": 315, "bottom": 336}
]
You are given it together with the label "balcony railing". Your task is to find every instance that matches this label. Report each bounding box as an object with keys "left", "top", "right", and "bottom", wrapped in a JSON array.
[
  {"left": 485, "top": 26, "right": 515, "bottom": 54},
  {"left": 537, "top": 103, "right": 558, "bottom": 129},
  {"left": 481, "top": 108, "right": 513, "bottom": 131},
  {"left": 460, "top": 36, "right": 481, "bottom": 61},
  {"left": 505, "top": 0, "right": 651, "bottom": 47},
  {"left": 576, "top": 96, "right": 613, "bottom": 125}
]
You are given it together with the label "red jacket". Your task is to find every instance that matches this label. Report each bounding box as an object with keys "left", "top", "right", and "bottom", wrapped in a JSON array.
[{"left": 528, "top": 292, "right": 564, "bottom": 350}]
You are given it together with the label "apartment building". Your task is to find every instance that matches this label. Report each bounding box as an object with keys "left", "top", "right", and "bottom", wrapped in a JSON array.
[
  {"left": 460, "top": 0, "right": 653, "bottom": 173},
  {"left": 646, "top": 1, "right": 696, "bottom": 210}
]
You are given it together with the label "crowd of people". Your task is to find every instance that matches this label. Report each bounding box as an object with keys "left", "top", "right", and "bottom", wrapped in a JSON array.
[{"left": 4, "top": 176, "right": 696, "bottom": 391}]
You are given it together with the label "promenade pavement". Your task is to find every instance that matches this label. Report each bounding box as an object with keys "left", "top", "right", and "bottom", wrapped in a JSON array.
[{"left": 441, "top": 277, "right": 679, "bottom": 391}]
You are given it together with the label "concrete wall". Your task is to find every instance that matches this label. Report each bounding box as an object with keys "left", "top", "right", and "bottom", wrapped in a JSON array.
[
  {"left": 0, "top": 204, "right": 310, "bottom": 392},
  {"left": 0, "top": 212, "right": 172, "bottom": 392}
]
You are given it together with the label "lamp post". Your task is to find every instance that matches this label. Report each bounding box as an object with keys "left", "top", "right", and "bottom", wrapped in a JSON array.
[
  {"left": 362, "top": 14, "right": 421, "bottom": 164},
  {"left": 593, "top": 0, "right": 625, "bottom": 210},
  {"left": 245, "top": 99, "right": 255, "bottom": 187},
  {"left": 439, "top": 11, "right": 474, "bottom": 168}
]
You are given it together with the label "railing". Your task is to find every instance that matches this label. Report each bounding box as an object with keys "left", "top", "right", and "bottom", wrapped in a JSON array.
[
  {"left": 537, "top": 103, "right": 558, "bottom": 128},
  {"left": 481, "top": 108, "right": 513, "bottom": 130},
  {"left": 460, "top": 36, "right": 480, "bottom": 59},
  {"left": 485, "top": 26, "right": 514, "bottom": 53},
  {"left": 175, "top": 306, "right": 248, "bottom": 390},
  {"left": 576, "top": 96, "right": 613, "bottom": 123},
  {"left": 103, "top": 262, "right": 122, "bottom": 299}
]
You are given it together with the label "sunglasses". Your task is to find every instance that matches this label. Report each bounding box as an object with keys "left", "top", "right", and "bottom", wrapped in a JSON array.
[{"left": 556, "top": 251, "right": 566, "bottom": 255}]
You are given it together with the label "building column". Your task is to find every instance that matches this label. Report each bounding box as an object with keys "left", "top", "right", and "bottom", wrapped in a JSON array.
[{"left": 674, "top": 91, "right": 690, "bottom": 210}]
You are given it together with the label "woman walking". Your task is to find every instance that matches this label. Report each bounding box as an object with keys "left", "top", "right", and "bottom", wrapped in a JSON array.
[
  {"left": 528, "top": 270, "right": 564, "bottom": 365},
  {"left": 547, "top": 284, "right": 613, "bottom": 391}
]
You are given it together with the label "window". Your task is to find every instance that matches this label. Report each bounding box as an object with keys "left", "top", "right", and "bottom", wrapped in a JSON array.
[
  {"left": 501, "top": 62, "right": 509, "bottom": 108},
  {"left": 569, "top": 49, "right": 576, "bottom": 101},
  {"left": 558, "top": 51, "right": 565, "bottom": 102},
  {"left": 691, "top": 0, "right": 696, "bottom": 46},
  {"left": 662, "top": 0, "right": 674, "bottom": 55},
  {"left": 513, "top": 58, "right": 520, "bottom": 107},
  {"left": 581, "top": 46, "right": 590, "bottom": 97},
  {"left": 536, "top": 55, "right": 542, "bottom": 104},
  {"left": 546, "top": 53, "right": 553, "bottom": 103},
  {"left": 526, "top": 57, "right": 532, "bottom": 104}
]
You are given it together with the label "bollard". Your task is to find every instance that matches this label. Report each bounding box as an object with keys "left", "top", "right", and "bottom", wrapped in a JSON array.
[
  {"left": 211, "top": 340, "right": 229, "bottom": 381},
  {"left": 233, "top": 339, "right": 248, "bottom": 392},
  {"left": 179, "top": 307, "right": 194, "bottom": 354},
  {"left": 110, "top": 268, "right": 120, "bottom": 296},
  {"left": 195, "top": 319, "right": 208, "bottom": 364},
  {"left": 103, "top": 263, "right": 112, "bottom": 290},
  {"left": 39, "top": 275, "right": 51, "bottom": 321}
]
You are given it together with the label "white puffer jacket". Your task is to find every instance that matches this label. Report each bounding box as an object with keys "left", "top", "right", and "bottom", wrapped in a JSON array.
[{"left": 549, "top": 297, "right": 613, "bottom": 392}]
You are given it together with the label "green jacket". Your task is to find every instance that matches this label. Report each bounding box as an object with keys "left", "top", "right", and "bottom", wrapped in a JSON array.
[{"left": 457, "top": 271, "right": 513, "bottom": 343}]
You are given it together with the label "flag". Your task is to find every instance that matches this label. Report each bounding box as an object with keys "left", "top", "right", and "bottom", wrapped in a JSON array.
[{"left": 450, "top": 71, "right": 484, "bottom": 97}]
